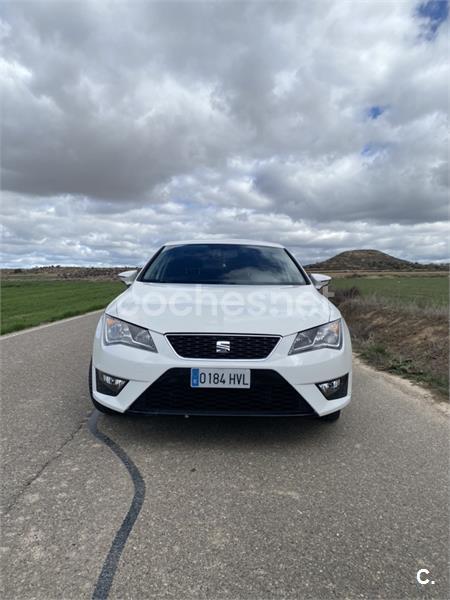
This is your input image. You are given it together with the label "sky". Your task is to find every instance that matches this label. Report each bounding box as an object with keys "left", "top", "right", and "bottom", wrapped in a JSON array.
[{"left": 1, "top": 0, "right": 448, "bottom": 267}]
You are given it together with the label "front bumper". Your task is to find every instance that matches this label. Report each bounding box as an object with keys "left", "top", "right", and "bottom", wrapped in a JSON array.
[{"left": 91, "top": 315, "right": 352, "bottom": 417}]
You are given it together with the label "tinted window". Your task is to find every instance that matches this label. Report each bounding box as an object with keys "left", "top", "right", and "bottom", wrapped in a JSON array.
[{"left": 140, "top": 244, "right": 307, "bottom": 285}]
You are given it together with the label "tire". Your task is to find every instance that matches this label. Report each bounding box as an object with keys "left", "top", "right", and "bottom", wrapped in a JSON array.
[
  {"left": 320, "top": 410, "right": 341, "bottom": 422},
  {"left": 88, "top": 359, "right": 120, "bottom": 415}
]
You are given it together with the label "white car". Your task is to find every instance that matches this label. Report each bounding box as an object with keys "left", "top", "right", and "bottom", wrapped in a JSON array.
[{"left": 89, "top": 240, "right": 352, "bottom": 421}]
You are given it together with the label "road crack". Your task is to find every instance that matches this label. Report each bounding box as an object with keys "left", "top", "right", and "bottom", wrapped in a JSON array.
[
  {"left": 88, "top": 410, "right": 146, "bottom": 600},
  {"left": 2, "top": 418, "right": 87, "bottom": 516}
]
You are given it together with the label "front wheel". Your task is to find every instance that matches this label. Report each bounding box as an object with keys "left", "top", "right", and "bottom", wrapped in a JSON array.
[
  {"left": 319, "top": 410, "right": 341, "bottom": 422},
  {"left": 88, "top": 359, "right": 120, "bottom": 415}
]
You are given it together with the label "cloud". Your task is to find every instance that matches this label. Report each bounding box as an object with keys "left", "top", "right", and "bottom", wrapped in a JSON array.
[{"left": 1, "top": 0, "right": 448, "bottom": 266}]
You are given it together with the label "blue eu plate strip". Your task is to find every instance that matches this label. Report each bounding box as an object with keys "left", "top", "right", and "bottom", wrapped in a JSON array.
[{"left": 191, "top": 368, "right": 199, "bottom": 387}]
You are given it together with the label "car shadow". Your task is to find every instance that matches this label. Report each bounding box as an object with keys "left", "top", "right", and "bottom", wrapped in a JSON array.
[{"left": 99, "top": 412, "right": 343, "bottom": 452}]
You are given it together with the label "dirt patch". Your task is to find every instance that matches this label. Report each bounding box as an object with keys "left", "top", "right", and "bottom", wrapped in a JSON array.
[
  {"left": 336, "top": 294, "right": 449, "bottom": 399},
  {"left": 318, "top": 271, "right": 448, "bottom": 279},
  {"left": 1, "top": 266, "right": 135, "bottom": 282}
]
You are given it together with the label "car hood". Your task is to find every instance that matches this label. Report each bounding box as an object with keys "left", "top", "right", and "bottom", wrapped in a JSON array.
[{"left": 107, "top": 282, "right": 336, "bottom": 336}]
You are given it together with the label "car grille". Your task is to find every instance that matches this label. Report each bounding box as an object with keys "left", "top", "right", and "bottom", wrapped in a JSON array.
[
  {"left": 127, "top": 369, "right": 315, "bottom": 416},
  {"left": 166, "top": 334, "right": 280, "bottom": 359}
]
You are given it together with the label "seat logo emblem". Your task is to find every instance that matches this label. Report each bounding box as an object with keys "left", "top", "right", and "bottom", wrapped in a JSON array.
[{"left": 216, "top": 340, "right": 231, "bottom": 353}]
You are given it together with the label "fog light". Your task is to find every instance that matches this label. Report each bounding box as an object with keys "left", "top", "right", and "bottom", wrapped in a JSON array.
[
  {"left": 317, "top": 374, "right": 348, "bottom": 400},
  {"left": 96, "top": 370, "right": 128, "bottom": 396}
]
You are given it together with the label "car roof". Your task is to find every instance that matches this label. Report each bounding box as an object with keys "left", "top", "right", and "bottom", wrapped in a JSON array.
[{"left": 163, "top": 239, "right": 283, "bottom": 248}]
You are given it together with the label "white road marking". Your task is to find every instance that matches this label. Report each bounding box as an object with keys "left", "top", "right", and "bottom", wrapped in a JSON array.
[{"left": 1, "top": 310, "right": 103, "bottom": 339}]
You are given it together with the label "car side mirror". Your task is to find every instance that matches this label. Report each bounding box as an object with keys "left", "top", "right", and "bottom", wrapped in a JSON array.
[
  {"left": 310, "top": 273, "right": 331, "bottom": 291},
  {"left": 118, "top": 269, "right": 138, "bottom": 286}
]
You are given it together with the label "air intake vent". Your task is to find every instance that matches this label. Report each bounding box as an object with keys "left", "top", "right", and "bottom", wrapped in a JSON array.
[{"left": 128, "top": 369, "right": 315, "bottom": 416}]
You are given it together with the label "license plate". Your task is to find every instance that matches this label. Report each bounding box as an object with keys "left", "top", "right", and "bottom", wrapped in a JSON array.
[{"left": 190, "top": 368, "right": 251, "bottom": 389}]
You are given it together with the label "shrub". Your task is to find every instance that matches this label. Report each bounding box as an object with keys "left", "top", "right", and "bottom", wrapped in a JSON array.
[{"left": 333, "top": 286, "right": 361, "bottom": 303}]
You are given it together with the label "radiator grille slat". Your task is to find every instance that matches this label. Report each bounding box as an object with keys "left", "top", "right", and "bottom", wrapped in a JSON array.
[{"left": 166, "top": 334, "right": 279, "bottom": 359}]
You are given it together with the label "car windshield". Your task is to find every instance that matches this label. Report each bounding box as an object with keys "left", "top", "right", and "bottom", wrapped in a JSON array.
[{"left": 140, "top": 244, "right": 308, "bottom": 285}]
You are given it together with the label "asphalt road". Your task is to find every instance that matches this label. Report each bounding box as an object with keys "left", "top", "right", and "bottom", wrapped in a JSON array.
[{"left": 1, "top": 312, "right": 449, "bottom": 600}]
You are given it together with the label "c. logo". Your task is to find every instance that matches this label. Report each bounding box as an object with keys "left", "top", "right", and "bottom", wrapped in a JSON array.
[{"left": 416, "top": 569, "right": 433, "bottom": 585}]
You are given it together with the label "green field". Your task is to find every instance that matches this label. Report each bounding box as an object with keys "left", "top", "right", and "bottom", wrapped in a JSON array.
[
  {"left": 1, "top": 280, "right": 124, "bottom": 335},
  {"left": 1, "top": 275, "right": 448, "bottom": 336},
  {"left": 331, "top": 276, "right": 448, "bottom": 307}
]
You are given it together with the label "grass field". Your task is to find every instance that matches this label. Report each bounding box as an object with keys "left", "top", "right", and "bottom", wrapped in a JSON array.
[
  {"left": 331, "top": 276, "right": 448, "bottom": 307},
  {"left": 1, "top": 280, "right": 124, "bottom": 335},
  {"left": 1, "top": 275, "right": 448, "bottom": 336},
  {"left": 332, "top": 276, "right": 449, "bottom": 398}
]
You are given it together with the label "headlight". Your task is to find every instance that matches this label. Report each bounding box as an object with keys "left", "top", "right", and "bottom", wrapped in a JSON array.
[
  {"left": 289, "top": 319, "right": 342, "bottom": 354},
  {"left": 104, "top": 315, "right": 157, "bottom": 352}
]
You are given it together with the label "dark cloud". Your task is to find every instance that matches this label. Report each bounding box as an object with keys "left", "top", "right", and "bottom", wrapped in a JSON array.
[{"left": 1, "top": 1, "right": 448, "bottom": 266}]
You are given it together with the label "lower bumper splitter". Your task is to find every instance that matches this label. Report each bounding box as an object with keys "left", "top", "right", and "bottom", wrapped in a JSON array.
[{"left": 127, "top": 368, "right": 317, "bottom": 416}]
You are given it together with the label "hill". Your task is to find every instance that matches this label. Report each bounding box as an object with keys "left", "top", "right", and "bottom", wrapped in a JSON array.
[{"left": 306, "top": 249, "right": 448, "bottom": 272}]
